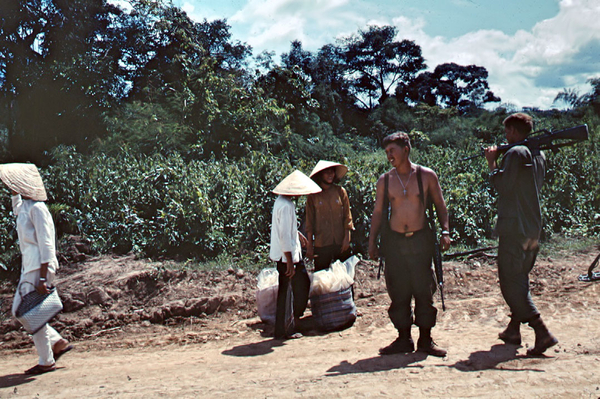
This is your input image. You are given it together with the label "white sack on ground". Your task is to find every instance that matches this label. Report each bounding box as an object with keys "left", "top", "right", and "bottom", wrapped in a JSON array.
[
  {"left": 343, "top": 255, "right": 359, "bottom": 280},
  {"left": 309, "top": 260, "right": 354, "bottom": 296},
  {"left": 256, "top": 268, "right": 278, "bottom": 324}
]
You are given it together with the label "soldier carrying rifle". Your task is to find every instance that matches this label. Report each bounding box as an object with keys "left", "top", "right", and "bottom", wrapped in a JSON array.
[
  {"left": 369, "top": 132, "right": 451, "bottom": 357},
  {"left": 484, "top": 112, "right": 558, "bottom": 356}
]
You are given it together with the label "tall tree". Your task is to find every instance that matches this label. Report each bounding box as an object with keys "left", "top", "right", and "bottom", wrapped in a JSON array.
[
  {"left": 553, "top": 77, "right": 600, "bottom": 112},
  {"left": 552, "top": 88, "right": 585, "bottom": 109},
  {"left": 0, "top": 0, "right": 142, "bottom": 161},
  {"left": 280, "top": 41, "right": 356, "bottom": 136},
  {"left": 281, "top": 40, "right": 313, "bottom": 79},
  {"left": 340, "top": 25, "right": 426, "bottom": 108},
  {"left": 401, "top": 62, "right": 500, "bottom": 112},
  {"left": 118, "top": 4, "right": 257, "bottom": 158},
  {"left": 128, "top": 5, "right": 251, "bottom": 103}
]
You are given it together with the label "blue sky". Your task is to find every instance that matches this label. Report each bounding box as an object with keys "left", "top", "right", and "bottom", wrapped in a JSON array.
[{"left": 174, "top": 0, "right": 600, "bottom": 109}]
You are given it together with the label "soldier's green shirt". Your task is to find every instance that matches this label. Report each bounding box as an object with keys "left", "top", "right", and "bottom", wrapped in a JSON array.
[{"left": 490, "top": 145, "right": 546, "bottom": 239}]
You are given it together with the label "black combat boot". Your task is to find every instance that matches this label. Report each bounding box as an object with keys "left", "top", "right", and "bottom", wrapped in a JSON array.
[
  {"left": 527, "top": 315, "right": 558, "bottom": 356},
  {"left": 416, "top": 327, "right": 447, "bottom": 358},
  {"left": 379, "top": 327, "right": 414, "bottom": 355},
  {"left": 498, "top": 317, "right": 522, "bottom": 345}
]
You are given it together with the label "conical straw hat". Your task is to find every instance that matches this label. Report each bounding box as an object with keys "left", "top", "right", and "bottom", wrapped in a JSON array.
[
  {"left": 0, "top": 163, "right": 48, "bottom": 201},
  {"left": 272, "top": 170, "right": 322, "bottom": 196},
  {"left": 309, "top": 160, "right": 348, "bottom": 180}
]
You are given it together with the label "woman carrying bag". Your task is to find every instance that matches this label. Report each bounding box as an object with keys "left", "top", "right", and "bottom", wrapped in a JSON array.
[{"left": 0, "top": 163, "right": 72, "bottom": 375}]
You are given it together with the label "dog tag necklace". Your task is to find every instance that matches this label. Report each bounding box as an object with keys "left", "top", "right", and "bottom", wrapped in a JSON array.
[{"left": 394, "top": 168, "right": 413, "bottom": 196}]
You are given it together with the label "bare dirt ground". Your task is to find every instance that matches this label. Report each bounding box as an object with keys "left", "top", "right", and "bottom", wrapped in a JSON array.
[{"left": 0, "top": 238, "right": 599, "bottom": 398}]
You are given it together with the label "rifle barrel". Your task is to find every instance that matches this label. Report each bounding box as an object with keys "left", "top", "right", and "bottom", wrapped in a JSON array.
[
  {"left": 461, "top": 124, "right": 588, "bottom": 161},
  {"left": 444, "top": 246, "right": 498, "bottom": 259},
  {"left": 377, "top": 258, "right": 384, "bottom": 280}
]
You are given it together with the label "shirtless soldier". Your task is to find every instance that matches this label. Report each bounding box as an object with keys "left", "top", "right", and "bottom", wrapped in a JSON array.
[{"left": 369, "top": 132, "right": 451, "bottom": 357}]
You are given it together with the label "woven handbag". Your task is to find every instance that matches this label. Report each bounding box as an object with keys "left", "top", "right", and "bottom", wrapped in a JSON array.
[{"left": 15, "top": 282, "right": 63, "bottom": 335}]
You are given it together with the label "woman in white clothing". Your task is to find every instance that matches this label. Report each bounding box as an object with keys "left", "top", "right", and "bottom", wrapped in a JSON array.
[{"left": 0, "top": 163, "right": 72, "bottom": 375}]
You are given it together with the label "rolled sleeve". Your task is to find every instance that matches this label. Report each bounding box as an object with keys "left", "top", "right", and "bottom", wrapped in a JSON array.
[
  {"left": 11, "top": 194, "right": 23, "bottom": 215},
  {"left": 29, "top": 204, "right": 57, "bottom": 265}
]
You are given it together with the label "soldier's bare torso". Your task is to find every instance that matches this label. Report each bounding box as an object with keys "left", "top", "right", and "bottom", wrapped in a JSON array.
[{"left": 387, "top": 166, "right": 428, "bottom": 233}]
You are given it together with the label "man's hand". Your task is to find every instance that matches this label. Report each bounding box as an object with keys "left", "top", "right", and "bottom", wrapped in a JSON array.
[
  {"left": 522, "top": 238, "right": 539, "bottom": 251},
  {"left": 37, "top": 263, "right": 50, "bottom": 295},
  {"left": 283, "top": 252, "right": 295, "bottom": 277},
  {"left": 36, "top": 281, "right": 50, "bottom": 295},
  {"left": 341, "top": 236, "right": 350, "bottom": 253},
  {"left": 305, "top": 246, "right": 314, "bottom": 261},
  {"left": 368, "top": 241, "right": 379, "bottom": 260},
  {"left": 484, "top": 145, "right": 499, "bottom": 171},
  {"left": 298, "top": 232, "right": 308, "bottom": 248},
  {"left": 440, "top": 235, "right": 451, "bottom": 251},
  {"left": 285, "top": 260, "right": 295, "bottom": 278}
]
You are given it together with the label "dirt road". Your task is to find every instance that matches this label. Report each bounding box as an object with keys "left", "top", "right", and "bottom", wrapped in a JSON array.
[{"left": 1, "top": 247, "right": 599, "bottom": 398}]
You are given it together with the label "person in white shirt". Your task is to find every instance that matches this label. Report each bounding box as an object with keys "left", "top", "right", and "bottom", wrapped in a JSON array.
[
  {"left": 270, "top": 170, "right": 321, "bottom": 340},
  {"left": 0, "top": 163, "right": 72, "bottom": 375}
]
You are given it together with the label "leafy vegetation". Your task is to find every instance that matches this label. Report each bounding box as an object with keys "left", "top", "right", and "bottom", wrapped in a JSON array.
[{"left": 0, "top": 0, "right": 598, "bottom": 272}]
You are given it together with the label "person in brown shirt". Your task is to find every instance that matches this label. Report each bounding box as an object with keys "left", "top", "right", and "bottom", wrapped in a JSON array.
[{"left": 305, "top": 161, "right": 354, "bottom": 272}]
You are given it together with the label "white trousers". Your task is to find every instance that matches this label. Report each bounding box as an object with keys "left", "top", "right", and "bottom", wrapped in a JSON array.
[{"left": 12, "top": 270, "right": 63, "bottom": 366}]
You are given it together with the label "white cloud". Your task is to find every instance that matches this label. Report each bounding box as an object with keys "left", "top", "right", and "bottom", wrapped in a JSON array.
[
  {"left": 229, "top": 0, "right": 355, "bottom": 53},
  {"left": 515, "top": 0, "right": 600, "bottom": 66},
  {"left": 231, "top": 0, "right": 349, "bottom": 22},
  {"left": 181, "top": 2, "right": 195, "bottom": 15},
  {"left": 179, "top": 2, "right": 209, "bottom": 23},
  {"left": 391, "top": 0, "right": 600, "bottom": 108},
  {"left": 180, "top": 0, "right": 599, "bottom": 109},
  {"left": 247, "top": 16, "right": 308, "bottom": 50},
  {"left": 108, "top": 0, "right": 133, "bottom": 12}
]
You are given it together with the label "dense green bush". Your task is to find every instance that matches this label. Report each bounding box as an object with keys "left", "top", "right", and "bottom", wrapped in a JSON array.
[
  {"left": 38, "top": 147, "right": 300, "bottom": 260},
  {"left": 1, "top": 0, "right": 598, "bottom": 273},
  {"left": 0, "top": 111, "right": 597, "bottom": 272}
]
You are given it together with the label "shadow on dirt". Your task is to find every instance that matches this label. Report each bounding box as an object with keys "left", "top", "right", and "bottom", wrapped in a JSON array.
[
  {"left": 450, "top": 344, "right": 544, "bottom": 372},
  {"left": 246, "top": 315, "right": 344, "bottom": 340},
  {"left": 326, "top": 352, "right": 428, "bottom": 375},
  {"left": 326, "top": 344, "right": 547, "bottom": 376},
  {"left": 221, "top": 339, "right": 284, "bottom": 357},
  {"left": 0, "top": 372, "right": 36, "bottom": 389}
]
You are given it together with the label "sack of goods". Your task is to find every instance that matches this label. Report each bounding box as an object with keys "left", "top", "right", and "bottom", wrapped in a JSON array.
[
  {"left": 256, "top": 268, "right": 279, "bottom": 324},
  {"left": 309, "top": 256, "right": 359, "bottom": 332}
]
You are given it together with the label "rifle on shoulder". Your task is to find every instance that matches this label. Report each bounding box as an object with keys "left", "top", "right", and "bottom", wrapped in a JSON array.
[{"left": 462, "top": 124, "right": 589, "bottom": 161}]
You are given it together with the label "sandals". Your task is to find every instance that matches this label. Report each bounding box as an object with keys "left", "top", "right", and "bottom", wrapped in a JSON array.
[
  {"left": 25, "top": 364, "right": 56, "bottom": 375},
  {"left": 22, "top": 342, "right": 73, "bottom": 375}
]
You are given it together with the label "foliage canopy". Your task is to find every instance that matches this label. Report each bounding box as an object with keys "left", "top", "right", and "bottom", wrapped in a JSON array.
[{"left": 0, "top": 0, "right": 598, "bottom": 270}]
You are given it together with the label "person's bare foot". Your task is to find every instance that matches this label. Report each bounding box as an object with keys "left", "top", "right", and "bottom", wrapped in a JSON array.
[
  {"left": 53, "top": 339, "right": 73, "bottom": 361},
  {"left": 53, "top": 339, "right": 69, "bottom": 352}
]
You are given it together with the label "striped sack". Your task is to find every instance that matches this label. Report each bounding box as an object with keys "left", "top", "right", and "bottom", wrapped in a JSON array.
[{"left": 310, "top": 286, "right": 356, "bottom": 332}]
